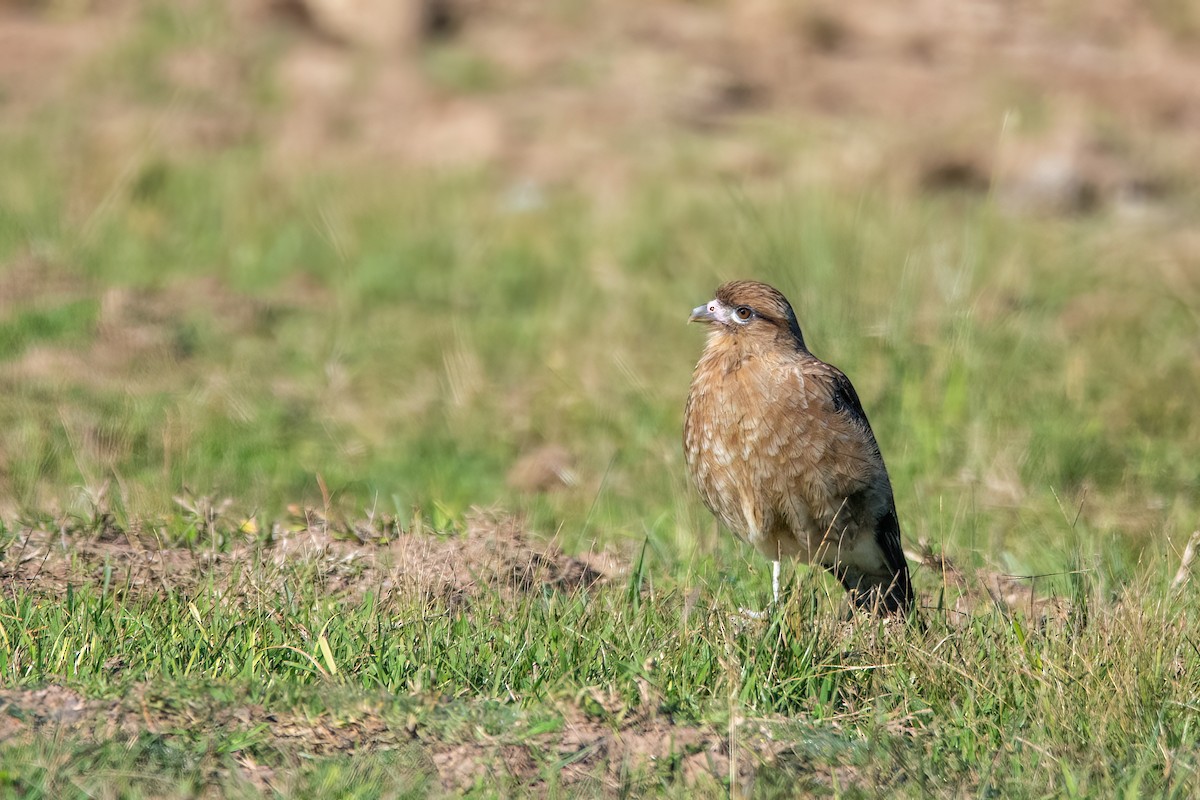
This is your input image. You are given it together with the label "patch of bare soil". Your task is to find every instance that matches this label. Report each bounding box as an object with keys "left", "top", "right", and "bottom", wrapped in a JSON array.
[
  {"left": 908, "top": 542, "right": 1073, "bottom": 625},
  {"left": 261, "top": 0, "right": 1200, "bottom": 210},
  {"left": 0, "top": 274, "right": 319, "bottom": 395},
  {"left": 0, "top": 683, "right": 867, "bottom": 794},
  {"left": 427, "top": 710, "right": 777, "bottom": 794},
  {"left": 0, "top": 257, "right": 90, "bottom": 318},
  {"left": 0, "top": 507, "right": 611, "bottom": 605},
  {"left": 4, "top": 1, "right": 1199, "bottom": 213},
  {"left": 0, "top": 5, "right": 126, "bottom": 124},
  {"left": 506, "top": 443, "right": 577, "bottom": 493}
]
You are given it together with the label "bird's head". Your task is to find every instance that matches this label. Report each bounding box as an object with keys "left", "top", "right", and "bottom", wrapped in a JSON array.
[{"left": 689, "top": 280, "right": 806, "bottom": 349}]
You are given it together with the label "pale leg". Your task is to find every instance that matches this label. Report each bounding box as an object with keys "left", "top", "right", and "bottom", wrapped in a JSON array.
[{"left": 735, "top": 560, "right": 781, "bottom": 623}]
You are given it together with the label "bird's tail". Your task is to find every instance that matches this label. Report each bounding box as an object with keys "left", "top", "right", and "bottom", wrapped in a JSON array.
[
  {"left": 832, "top": 565, "right": 914, "bottom": 617},
  {"left": 851, "top": 505, "right": 916, "bottom": 617}
]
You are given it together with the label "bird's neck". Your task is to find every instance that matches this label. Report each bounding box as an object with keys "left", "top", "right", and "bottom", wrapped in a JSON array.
[{"left": 704, "top": 328, "right": 807, "bottom": 364}]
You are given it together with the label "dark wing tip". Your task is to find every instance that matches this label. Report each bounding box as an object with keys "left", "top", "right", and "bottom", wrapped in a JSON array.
[{"left": 874, "top": 507, "right": 914, "bottom": 613}]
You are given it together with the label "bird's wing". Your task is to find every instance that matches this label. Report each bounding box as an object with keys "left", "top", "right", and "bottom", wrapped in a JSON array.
[
  {"left": 782, "top": 362, "right": 902, "bottom": 575},
  {"left": 824, "top": 366, "right": 885, "bottom": 470},
  {"left": 869, "top": 506, "right": 911, "bottom": 602},
  {"left": 785, "top": 361, "right": 887, "bottom": 489},
  {"left": 825, "top": 367, "right": 907, "bottom": 582}
]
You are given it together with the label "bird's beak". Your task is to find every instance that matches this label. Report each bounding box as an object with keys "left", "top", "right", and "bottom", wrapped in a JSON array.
[{"left": 689, "top": 300, "right": 721, "bottom": 324}]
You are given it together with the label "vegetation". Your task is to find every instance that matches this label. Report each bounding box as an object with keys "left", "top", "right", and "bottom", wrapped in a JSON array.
[{"left": 2, "top": 1, "right": 1199, "bottom": 796}]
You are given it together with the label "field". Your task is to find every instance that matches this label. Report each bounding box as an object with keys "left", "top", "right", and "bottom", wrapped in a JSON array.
[{"left": 2, "top": 0, "right": 1200, "bottom": 796}]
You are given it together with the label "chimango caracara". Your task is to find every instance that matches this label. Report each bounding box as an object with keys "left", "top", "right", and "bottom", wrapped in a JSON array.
[{"left": 683, "top": 280, "right": 913, "bottom": 615}]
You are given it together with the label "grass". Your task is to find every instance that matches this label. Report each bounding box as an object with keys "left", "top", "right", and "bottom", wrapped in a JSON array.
[
  {"left": 2, "top": 514, "right": 1200, "bottom": 796},
  {"left": 3, "top": 1, "right": 1200, "bottom": 796}
]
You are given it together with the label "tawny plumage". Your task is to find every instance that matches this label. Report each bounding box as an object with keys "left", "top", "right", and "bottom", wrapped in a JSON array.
[{"left": 683, "top": 280, "right": 913, "bottom": 614}]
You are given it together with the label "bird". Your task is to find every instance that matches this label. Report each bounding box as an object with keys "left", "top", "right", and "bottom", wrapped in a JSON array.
[{"left": 683, "top": 280, "right": 913, "bottom": 615}]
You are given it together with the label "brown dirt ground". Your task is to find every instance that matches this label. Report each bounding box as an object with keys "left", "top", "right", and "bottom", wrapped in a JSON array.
[
  {"left": 907, "top": 541, "right": 1074, "bottom": 625},
  {"left": 2, "top": 507, "right": 613, "bottom": 605},
  {"left": 0, "top": 268, "right": 299, "bottom": 394},
  {"left": 1, "top": 0, "right": 1198, "bottom": 210},
  {"left": 3, "top": 497, "right": 1063, "bottom": 622},
  {"left": 0, "top": 682, "right": 876, "bottom": 794}
]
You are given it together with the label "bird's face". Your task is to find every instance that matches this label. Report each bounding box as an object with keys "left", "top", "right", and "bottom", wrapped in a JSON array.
[
  {"left": 688, "top": 298, "right": 754, "bottom": 327},
  {"left": 689, "top": 280, "right": 806, "bottom": 347}
]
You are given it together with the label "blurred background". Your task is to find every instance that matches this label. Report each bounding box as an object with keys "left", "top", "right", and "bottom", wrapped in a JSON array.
[{"left": 1, "top": 0, "right": 1198, "bottom": 582}]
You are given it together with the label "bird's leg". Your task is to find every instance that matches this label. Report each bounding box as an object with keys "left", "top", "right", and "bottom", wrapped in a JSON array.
[{"left": 732, "top": 559, "right": 780, "bottom": 623}]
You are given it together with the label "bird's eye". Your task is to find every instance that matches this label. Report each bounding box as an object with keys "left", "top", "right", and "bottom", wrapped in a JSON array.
[{"left": 735, "top": 306, "right": 753, "bottom": 320}]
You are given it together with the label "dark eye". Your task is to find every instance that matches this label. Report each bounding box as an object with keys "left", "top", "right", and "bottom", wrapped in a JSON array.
[{"left": 735, "top": 306, "right": 753, "bottom": 320}]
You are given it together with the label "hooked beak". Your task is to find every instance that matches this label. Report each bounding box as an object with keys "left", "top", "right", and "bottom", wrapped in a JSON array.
[{"left": 689, "top": 300, "right": 721, "bottom": 324}]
